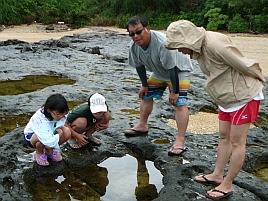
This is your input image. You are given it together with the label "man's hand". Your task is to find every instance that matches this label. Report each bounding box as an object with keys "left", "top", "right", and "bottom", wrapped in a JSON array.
[
  {"left": 169, "top": 92, "right": 179, "bottom": 106},
  {"left": 138, "top": 86, "right": 148, "bottom": 98}
]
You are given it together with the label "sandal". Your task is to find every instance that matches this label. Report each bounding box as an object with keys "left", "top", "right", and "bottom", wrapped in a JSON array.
[
  {"left": 168, "top": 146, "right": 187, "bottom": 156},
  {"left": 194, "top": 175, "right": 222, "bottom": 185},
  {"left": 34, "top": 154, "right": 49, "bottom": 166},
  {"left": 46, "top": 151, "right": 62, "bottom": 162},
  {"left": 206, "top": 188, "right": 233, "bottom": 200},
  {"left": 66, "top": 141, "right": 83, "bottom": 149},
  {"left": 87, "top": 137, "right": 101, "bottom": 146}
]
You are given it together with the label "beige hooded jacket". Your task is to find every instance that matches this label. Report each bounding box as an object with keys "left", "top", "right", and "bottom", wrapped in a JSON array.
[{"left": 165, "top": 20, "right": 265, "bottom": 109}]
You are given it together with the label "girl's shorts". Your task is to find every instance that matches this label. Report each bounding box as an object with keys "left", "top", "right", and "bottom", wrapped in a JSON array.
[
  {"left": 218, "top": 100, "right": 260, "bottom": 125},
  {"left": 24, "top": 132, "right": 35, "bottom": 148}
]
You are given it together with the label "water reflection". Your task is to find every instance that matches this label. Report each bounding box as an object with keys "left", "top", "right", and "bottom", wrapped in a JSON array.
[
  {"left": 29, "top": 163, "right": 108, "bottom": 200},
  {"left": 26, "top": 154, "right": 163, "bottom": 200},
  {"left": 99, "top": 154, "right": 163, "bottom": 201}
]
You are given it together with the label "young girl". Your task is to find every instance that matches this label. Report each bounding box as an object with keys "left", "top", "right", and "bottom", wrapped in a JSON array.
[{"left": 24, "top": 94, "right": 71, "bottom": 166}]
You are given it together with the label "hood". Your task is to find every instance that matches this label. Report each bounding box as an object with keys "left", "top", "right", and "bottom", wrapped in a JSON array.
[{"left": 165, "top": 20, "right": 206, "bottom": 54}]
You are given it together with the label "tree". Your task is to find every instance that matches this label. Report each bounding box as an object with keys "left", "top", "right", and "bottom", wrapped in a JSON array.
[{"left": 204, "top": 8, "right": 228, "bottom": 30}]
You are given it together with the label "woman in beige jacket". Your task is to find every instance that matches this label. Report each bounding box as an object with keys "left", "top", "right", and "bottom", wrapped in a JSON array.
[{"left": 165, "top": 20, "right": 265, "bottom": 200}]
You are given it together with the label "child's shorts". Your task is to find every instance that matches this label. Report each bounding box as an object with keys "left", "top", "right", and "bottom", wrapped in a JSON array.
[{"left": 24, "top": 132, "right": 35, "bottom": 148}]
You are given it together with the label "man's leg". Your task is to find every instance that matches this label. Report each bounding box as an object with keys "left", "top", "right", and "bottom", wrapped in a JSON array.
[
  {"left": 206, "top": 123, "right": 250, "bottom": 197},
  {"left": 168, "top": 105, "right": 188, "bottom": 154},
  {"left": 168, "top": 74, "right": 191, "bottom": 155},
  {"left": 124, "top": 98, "right": 153, "bottom": 133},
  {"left": 125, "top": 76, "right": 166, "bottom": 135}
]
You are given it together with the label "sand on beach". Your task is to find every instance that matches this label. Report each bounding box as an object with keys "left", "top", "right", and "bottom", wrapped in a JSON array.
[{"left": 1, "top": 23, "right": 267, "bottom": 134}]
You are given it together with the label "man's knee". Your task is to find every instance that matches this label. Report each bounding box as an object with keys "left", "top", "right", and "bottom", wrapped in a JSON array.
[{"left": 174, "top": 104, "right": 188, "bottom": 111}]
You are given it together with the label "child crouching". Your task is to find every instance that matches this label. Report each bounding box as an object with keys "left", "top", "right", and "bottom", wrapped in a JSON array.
[{"left": 24, "top": 94, "right": 71, "bottom": 166}]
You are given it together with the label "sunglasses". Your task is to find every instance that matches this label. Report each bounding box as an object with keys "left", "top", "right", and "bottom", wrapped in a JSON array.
[{"left": 129, "top": 28, "right": 145, "bottom": 37}]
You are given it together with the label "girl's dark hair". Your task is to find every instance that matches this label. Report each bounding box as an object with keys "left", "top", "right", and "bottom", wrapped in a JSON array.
[
  {"left": 42, "top": 94, "right": 69, "bottom": 120},
  {"left": 126, "top": 15, "right": 148, "bottom": 31}
]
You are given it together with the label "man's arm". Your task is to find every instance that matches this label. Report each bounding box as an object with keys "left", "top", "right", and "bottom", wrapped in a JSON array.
[
  {"left": 136, "top": 65, "right": 148, "bottom": 87},
  {"left": 168, "top": 67, "right": 180, "bottom": 94}
]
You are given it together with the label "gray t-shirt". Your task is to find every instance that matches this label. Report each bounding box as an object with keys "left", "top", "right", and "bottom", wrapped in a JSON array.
[{"left": 128, "top": 30, "right": 193, "bottom": 81}]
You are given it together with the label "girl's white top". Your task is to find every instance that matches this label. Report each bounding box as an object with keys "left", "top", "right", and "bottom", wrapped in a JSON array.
[{"left": 24, "top": 108, "right": 67, "bottom": 149}]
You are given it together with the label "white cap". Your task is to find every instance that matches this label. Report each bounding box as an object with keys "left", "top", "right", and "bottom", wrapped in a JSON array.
[{"left": 89, "top": 93, "right": 107, "bottom": 113}]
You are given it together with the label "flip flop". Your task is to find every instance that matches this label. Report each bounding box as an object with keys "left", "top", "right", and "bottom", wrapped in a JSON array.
[
  {"left": 124, "top": 129, "right": 148, "bottom": 136},
  {"left": 87, "top": 137, "right": 101, "bottom": 146},
  {"left": 205, "top": 188, "right": 233, "bottom": 200},
  {"left": 168, "top": 146, "right": 187, "bottom": 156},
  {"left": 66, "top": 141, "right": 82, "bottom": 149},
  {"left": 34, "top": 154, "right": 49, "bottom": 166},
  {"left": 194, "top": 175, "right": 222, "bottom": 185},
  {"left": 46, "top": 151, "right": 62, "bottom": 162}
]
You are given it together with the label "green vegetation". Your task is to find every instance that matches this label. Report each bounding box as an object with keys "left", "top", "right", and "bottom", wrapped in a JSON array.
[{"left": 0, "top": 0, "right": 267, "bottom": 32}]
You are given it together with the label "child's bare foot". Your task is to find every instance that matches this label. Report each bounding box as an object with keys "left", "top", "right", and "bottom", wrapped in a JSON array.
[
  {"left": 66, "top": 140, "right": 82, "bottom": 149},
  {"left": 34, "top": 153, "right": 49, "bottom": 166},
  {"left": 46, "top": 151, "right": 62, "bottom": 162}
]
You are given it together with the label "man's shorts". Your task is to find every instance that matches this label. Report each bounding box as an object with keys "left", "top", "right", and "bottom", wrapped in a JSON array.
[
  {"left": 218, "top": 100, "right": 260, "bottom": 125},
  {"left": 24, "top": 132, "right": 35, "bottom": 148},
  {"left": 142, "top": 73, "right": 191, "bottom": 107}
]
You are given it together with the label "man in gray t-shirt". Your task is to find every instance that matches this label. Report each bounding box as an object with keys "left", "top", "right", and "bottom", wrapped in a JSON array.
[{"left": 124, "top": 15, "right": 193, "bottom": 156}]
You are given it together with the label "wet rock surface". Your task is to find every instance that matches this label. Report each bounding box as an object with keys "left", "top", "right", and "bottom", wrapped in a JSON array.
[{"left": 0, "top": 27, "right": 268, "bottom": 200}]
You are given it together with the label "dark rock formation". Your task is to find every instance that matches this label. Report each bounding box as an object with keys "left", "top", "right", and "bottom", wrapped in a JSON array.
[{"left": 0, "top": 27, "right": 267, "bottom": 201}]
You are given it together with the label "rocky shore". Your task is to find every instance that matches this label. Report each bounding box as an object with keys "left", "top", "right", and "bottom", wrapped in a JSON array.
[{"left": 0, "top": 25, "right": 268, "bottom": 200}]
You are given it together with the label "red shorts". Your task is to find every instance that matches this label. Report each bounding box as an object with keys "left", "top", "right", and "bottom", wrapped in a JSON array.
[{"left": 218, "top": 100, "right": 260, "bottom": 125}]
